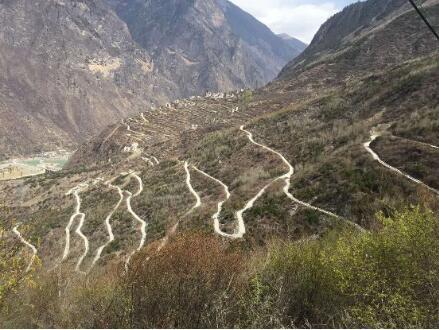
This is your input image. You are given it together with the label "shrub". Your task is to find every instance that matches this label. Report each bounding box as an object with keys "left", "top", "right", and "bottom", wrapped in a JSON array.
[
  {"left": 244, "top": 207, "right": 439, "bottom": 328},
  {"left": 2, "top": 208, "right": 439, "bottom": 328},
  {"left": 123, "top": 232, "right": 245, "bottom": 328}
]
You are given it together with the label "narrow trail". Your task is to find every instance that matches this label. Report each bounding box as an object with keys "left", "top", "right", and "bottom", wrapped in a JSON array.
[
  {"left": 192, "top": 166, "right": 232, "bottom": 237},
  {"left": 142, "top": 155, "right": 159, "bottom": 166},
  {"left": 102, "top": 125, "right": 120, "bottom": 145},
  {"left": 124, "top": 121, "right": 148, "bottom": 140},
  {"left": 13, "top": 224, "right": 38, "bottom": 272},
  {"left": 124, "top": 173, "right": 148, "bottom": 271},
  {"left": 74, "top": 213, "right": 88, "bottom": 274},
  {"left": 127, "top": 134, "right": 143, "bottom": 143},
  {"left": 240, "top": 126, "right": 364, "bottom": 232},
  {"left": 152, "top": 156, "right": 160, "bottom": 165},
  {"left": 140, "top": 113, "right": 149, "bottom": 123},
  {"left": 394, "top": 135, "right": 439, "bottom": 150},
  {"left": 89, "top": 179, "right": 124, "bottom": 272},
  {"left": 156, "top": 161, "right": 202, "bottom": 252},
  {"left": 63, "top": 184, "right": 88, "bottom": 262},
  {"left": 142, "top": 156, "right": 155, "bottom": 166},
  {"left": 184, "top": 161, "right": 202, "bottom": 214},
  {"left": 234, "top": 179, "right": 278, "bottom": 238},
  {"left": 364, "top": 133, "right": 439, "bottom": 196}
]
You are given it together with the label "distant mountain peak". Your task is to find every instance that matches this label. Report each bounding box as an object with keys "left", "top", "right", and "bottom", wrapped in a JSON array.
[
  {"left": 0, "top": 0, "right": 304, "bottom": 158},
  {"left": 278, "top": 33, "right": 299, "bottom": 41},
  {"left": 277, "top": 33, "right": 308, "bottom": 52}
]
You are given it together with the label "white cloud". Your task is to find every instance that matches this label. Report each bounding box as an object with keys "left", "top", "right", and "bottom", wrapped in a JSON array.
[{"left": 228, "top": 0, "right": 346, "bottom": 43}]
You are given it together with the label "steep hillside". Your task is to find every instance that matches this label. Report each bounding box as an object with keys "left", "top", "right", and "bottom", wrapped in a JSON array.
[
  {"left": 277, "top": 0, "right": 438, "bottom": 88},
  {"left": 0, "top": 0, "right": 178, "bottom": 159},
  {"left": 0, "top": 0, "right": 438, "bottom": 284},
  {"left": 0, "top": 0, "right": 301, "bottom": 160},
  {"left": 105, "top": 0, "right": 303, "bottom": 95}
]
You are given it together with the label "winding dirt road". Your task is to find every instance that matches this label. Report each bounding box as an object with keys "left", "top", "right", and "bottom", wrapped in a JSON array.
[
  {"left": 394, "top": 135, "right": 439, "bottom": 150},
  {"left": 184, "top": 126, "right": 357, "bottom": 239},
  {"left": 192, "top": 166, "right": 232, "bottom": 237},
  {"left": 63, "top": 184, "right": 88, "bottom": 262},
  {"left": 89, "top": 179, "right": 124, "bottom": 272},
  {"left": 364, "top": 132, "right": 439, "bottom": 196},
  {"left": 125, "top": 173, "right": 148, "bottom": 271},
  {"left": 152, "top": 156, "right": 160, "bottom": 165},
  {"left": 13, "top": 224, "right": 38, "bottom": 272},
  {"left": 240, "top": 126, "right": 364, "bottom": 232},
  {"left": 141, "top": 113, "right": 149, "bottom": 123},
  {"left": 234, "top": 179, "right": 277, "bottom": 238},
  {"left": 74, "top": 213, "right": 88, "bottom": 274},
  {"left": 142, "top": 156, "right": 155, "bottom": 166},
  {"left": 124, "top": 121, "right": 148, "bottom": 141},
  {"left": 156, "top": 161, "right": 202, "bottom": 252},
  {"left": 102, "top": 125, "right": 120, "bottom": 145},
  {"left": 184, "top": 161, "right": 202, "bottom": 214}
]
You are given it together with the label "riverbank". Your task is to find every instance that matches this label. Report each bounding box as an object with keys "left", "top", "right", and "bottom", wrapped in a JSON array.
[{"left": 0, "top": 150, "right": 72, "bottom": 181}]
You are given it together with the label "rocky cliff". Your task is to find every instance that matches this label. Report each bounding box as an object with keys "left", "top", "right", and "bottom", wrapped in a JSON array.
[{"left": 0, "top": 0, "right": 302, "bottom": 159}]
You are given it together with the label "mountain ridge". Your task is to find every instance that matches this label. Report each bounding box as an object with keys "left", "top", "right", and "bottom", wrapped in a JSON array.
[
  {"left": 0, "top": 0, "right": 302, "bottom": 160},
  {"left": 277, "top": 33, "right": 308, "bottom": 53},
  {"left": 105, "top": 0, "right": 304, "bottom": 94}
]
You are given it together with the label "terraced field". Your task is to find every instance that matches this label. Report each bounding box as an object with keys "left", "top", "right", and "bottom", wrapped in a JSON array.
[{"left": 1, "top": 52, "right": 437, "bottom": 275}]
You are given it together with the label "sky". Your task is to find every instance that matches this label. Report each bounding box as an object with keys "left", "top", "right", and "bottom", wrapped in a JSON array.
[{"left": 229, "top": 0, "right": 360, "bottom": 43}]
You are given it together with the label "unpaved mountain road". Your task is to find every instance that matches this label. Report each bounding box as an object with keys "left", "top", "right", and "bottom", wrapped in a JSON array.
[
  {"left": 184, "top": 161, "right": 202, "bottom": 214},
  {"left": 192, "top": 166, "right": 232, "bottom": 238},
  {"left": 89, "top": 178, "right": 124, "bottom": 272},
  {"left": 393, "top": 135, "right": 439, "bottom": 150},
  {"left": 74, "top": 213, "right": 88, "bottom": 274},
  {"left": 13, "top": 224, "right": 38, "bottom": 272},
  {"left": 365, "top": 132, "right": 439, "bottom": 196},
  {"left": 63, "top": 184, "right": 88, "bottom": 263},
  {"left": 241, "top": 126, "right": 365, "bottom": 232},
  {"left": 125, "top": 173, "right": 148, "bottom": 271}
]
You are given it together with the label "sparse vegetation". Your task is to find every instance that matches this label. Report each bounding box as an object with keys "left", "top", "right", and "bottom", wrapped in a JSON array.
[
  {"left": 2, "top": 208, "right": 439, "bottom": 328},
  {"left": 0, "top": 1, "right": 438, "bottom": 327}
]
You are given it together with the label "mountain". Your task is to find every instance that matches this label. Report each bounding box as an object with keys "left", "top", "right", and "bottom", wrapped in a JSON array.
[
  {"left": 1, "top": 0, "right": 439, "bottom": 326},
  {"left": 278, "top": 0, "right": 437, "bottom": 81},
  {"left": 0, "top": 0, "right": 176, "bottom": 160},
  {"left": 2, "top": 0, "right": 437, "bottom": 263},
  {"left": 0, "top": 0, "right": 301, "bottom": 160},
  {"left": 277, "top": 33, "right": 308, "bottom": 53},
  {"left": 105, "top": 0, "right": 303, "bottom": 95}
]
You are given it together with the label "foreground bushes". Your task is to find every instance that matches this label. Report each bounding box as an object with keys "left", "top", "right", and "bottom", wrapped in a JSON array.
[
  {"left": 1, "top": 207, "right": 439, "bottom": 328},
  {"left": 246, "top": 207, "right": 439, "bottom": 328}
]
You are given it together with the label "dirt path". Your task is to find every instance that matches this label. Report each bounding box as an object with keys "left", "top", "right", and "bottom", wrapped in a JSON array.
[
  {"left": 241, "top": 126, "right": 364, "bottom": 232},
  {"left": 184, "top": 161, "right": 202, "bottom": 214},
  {"left": 63, "top": 184, "right": 88, "bottom": 262},
  {"left": 365, "top": 132, "right": 439, "bottom": 196},
  {"left": 102, "top": 125, "right": 120, "bottom": 145},
  {"left": 192, "top": 166, "right": 232, "bottom": 237},
  {"left": 141, "top": 113, "right": 149, "bottom": 123},
  {"left": 142, "top": 156, "right": 155, "bottom": 166},
  {"left": 89, "top": 178, "right": 124, "bottom": 272},
  {"left": 74, "top": 213, "right": 88, "bottom": 274},
  {"left": 124, "top": 121, "right": 148, "bottom": 140},
  {"left": 234, "top": 179, "right": 278, "bottom": 238},
  {"left": 152, "top": 156, "right": 160, "bottom": 165},
  {"left": 13, "top": 224, "right": 38, "bottom": 272},
  {"left": 155, "top": 161, "right": 202, "bottom": 252},
  {"left": 394, "top": 135, "right": 439, "bottom": 150},
  {"left": 124, "top": 173, "right": 148, "bottom": 271}
]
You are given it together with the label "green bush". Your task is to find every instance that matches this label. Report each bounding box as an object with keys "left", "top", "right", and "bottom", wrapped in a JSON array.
[
  {"left": 2, "top": 208, "right": 439, "bottom": 328},
  {"left": 244, "top": 207, "right": 439, "bottom": 328}
]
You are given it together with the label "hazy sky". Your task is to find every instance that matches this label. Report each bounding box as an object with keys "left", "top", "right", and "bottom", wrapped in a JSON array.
[{"left": 229, "top": 0, "right": 361, "bottom": 43}]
